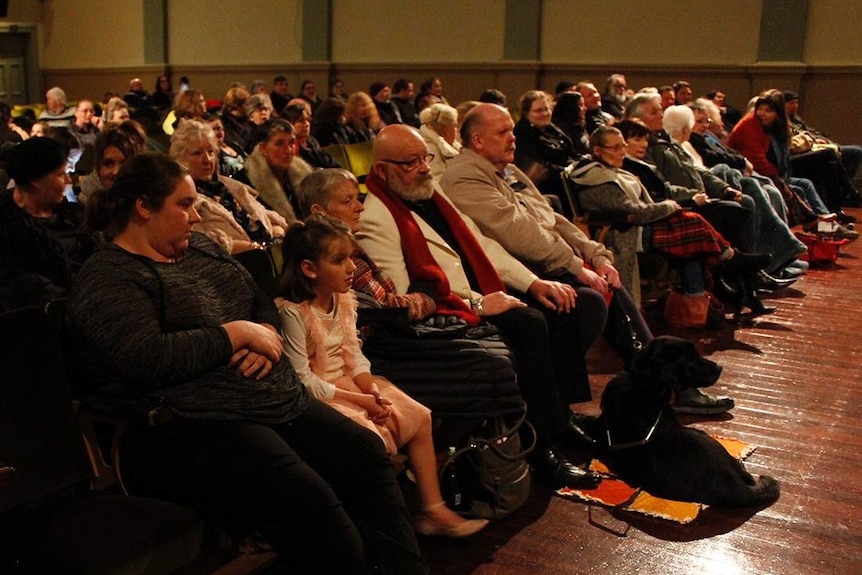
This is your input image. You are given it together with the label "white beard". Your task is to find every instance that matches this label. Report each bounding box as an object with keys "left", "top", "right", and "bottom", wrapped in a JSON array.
[{"left": 389, "top": 171, "right": 435, "bottom": 201}]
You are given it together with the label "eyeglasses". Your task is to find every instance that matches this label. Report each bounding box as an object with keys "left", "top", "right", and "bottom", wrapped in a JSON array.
[
  {"left": 381, "top": 153, "right": 435, "bottom": 171},
  {"left": 599, "top": 143, "right": 628, "bottom": 151}
]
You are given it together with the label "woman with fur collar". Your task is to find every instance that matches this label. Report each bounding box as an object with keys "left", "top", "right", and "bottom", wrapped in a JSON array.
[
  {"left": 236, "top": 118, "right": 313, "bottom": 224},
  {"left": 171, "top": 120, "right": 287, "bottom": 254},
  {"left": 418, "top": 103, "right": 461, "bottom": 180}
]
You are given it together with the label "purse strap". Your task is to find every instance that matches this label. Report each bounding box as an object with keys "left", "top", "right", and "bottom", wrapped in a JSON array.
[{"left": 438, "top": 407, "right": 537, "bottom": 481}]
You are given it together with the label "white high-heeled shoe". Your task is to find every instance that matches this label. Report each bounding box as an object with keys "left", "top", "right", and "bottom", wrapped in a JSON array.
[{"left": 413, "top": 502, "right": 489, "bottom": 538}]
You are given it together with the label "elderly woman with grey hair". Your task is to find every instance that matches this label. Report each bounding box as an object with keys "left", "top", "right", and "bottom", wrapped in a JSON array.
[
  {"left": 39, "top": 86, "right": 76, "bottom": 127},
  {"left": 103, "top": 97, "right": 131, "bottom": 126},
  {"left": 171, "top": 119, "right": 286, "bottom": 254},
  {"left": 297, "top": 168, "right": 437, "bottom": 320},
  {"left": 418, "top": 103, "right": 461, "bottom": 179}
]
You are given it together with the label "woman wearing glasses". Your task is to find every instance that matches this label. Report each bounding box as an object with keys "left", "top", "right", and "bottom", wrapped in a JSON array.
[{"left": 513, "top": 90, "right": 585, "bottom": 219}]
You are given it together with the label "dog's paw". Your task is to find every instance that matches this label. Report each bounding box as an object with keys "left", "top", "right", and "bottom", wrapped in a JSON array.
[{"left": 753, "top": 475, "right": 781, "bottom": 502}]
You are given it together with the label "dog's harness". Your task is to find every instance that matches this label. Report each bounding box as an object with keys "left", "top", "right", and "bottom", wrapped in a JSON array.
[{"left": 604, "top": 407, "right": 663, "bottom": 450}]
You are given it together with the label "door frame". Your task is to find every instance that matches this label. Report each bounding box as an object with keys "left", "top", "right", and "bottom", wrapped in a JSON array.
[{"left": 0, "top": 24, "right": 39, "bottom": 104}]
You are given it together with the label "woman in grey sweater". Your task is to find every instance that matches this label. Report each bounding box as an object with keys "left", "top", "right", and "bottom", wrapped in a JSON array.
[{"left": 68, "top": 153, "right": 426, "bottom": 575}]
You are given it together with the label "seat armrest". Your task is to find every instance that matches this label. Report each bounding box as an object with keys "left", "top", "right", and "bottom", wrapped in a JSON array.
[{"left": 0, "top": 464, "right": 15, "bottom": 487}]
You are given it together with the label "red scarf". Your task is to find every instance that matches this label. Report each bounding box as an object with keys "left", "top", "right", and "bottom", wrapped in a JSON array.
[{"left": 366, "top": 171, "right": 505, "bottom": 325}]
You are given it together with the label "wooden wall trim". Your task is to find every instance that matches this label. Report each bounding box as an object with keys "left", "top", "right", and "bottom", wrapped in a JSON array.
[{"left": 42, "top": 62, "right": 862, "bottom": 143}]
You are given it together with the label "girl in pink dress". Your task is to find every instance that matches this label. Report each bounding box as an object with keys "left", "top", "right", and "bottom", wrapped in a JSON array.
[{"left": 277, "top": 215, "right": 487, "bottom": 538}]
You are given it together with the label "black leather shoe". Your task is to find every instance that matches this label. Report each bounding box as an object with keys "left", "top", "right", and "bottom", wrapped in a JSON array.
[
  {"left": 837, "top": 210, "right": 857, "bottom": 225},
  {"left": 554, "top": 419, "right": 599, "bottom": 453},
  {"left": 756, "top": 270, "right": 797, "bottom": 290},
  {"left": 673, "top": 387, "right": 735, "bottom": 415},
  {"left": 529, "top": 448, "right": 601, "bottom": 489},
  {"left": 723, "top": 251, "right": 772, "bottom": 276},
  {"left": 569, "top": 411, "right": 599, "bottom": 427}
]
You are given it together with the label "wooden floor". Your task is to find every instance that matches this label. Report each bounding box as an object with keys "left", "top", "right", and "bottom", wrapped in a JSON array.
[{"left": 418, "top": 209, "right": 862, "bottom": 575}]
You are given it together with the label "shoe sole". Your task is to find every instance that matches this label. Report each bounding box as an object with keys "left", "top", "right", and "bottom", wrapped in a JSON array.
[{"left": 672, "top": 402, "right": 735, "bottom": 415}]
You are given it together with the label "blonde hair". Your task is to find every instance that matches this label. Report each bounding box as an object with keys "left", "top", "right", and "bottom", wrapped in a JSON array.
[
  {"left": 419, "top": 103, "right": 458, "bottom": 130},
  {"left": 345, "top": 91, "right": 383, "bottom": 132},
  {"left": 170, "top": 119, "right": 218, "bottom": 161}
]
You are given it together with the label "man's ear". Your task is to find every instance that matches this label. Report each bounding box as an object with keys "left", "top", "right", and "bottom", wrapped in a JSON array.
[
  {"left": 370, "top": 161, "right": 387, "bottom": 179},
  {"left": 309, "top": 204, "right": 325, "bottom": 216},
  {"left": 300, "top": 259, "right": 317, "bottom": 280}
]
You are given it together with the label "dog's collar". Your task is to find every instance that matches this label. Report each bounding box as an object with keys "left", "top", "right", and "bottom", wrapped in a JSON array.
[{"left": 605, "top": 408, "right": 663, "bottom": 450}]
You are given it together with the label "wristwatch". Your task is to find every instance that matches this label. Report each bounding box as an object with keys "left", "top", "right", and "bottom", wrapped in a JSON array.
[{"left": 471, "top": 297, "right": 484, "bottom": 317}]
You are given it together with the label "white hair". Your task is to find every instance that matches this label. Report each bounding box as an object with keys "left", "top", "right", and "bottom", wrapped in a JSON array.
[
  {"left": 625, "top": 91, "right": 661, "bottom": 120},
  {"left": 662, "top": 105, "right": 695, "bottom": 136},
  {"left": 46, "top": 86, "right": 67, "bottom": 105},
  {"left": 419, "top": 103, "right": 458, "bottom": 129}
]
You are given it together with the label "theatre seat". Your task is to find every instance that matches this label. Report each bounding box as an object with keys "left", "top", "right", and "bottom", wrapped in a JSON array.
[{"left": 0, "top": 306, "right": 203, "bottom": 575}]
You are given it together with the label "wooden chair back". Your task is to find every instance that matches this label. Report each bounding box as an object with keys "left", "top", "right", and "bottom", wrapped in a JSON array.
[
  {"left": 234, "top": 247, "right": 279, "bottom": 298},
  {"left": 0, "top": 306, "right": 93, "bottom": 512}
]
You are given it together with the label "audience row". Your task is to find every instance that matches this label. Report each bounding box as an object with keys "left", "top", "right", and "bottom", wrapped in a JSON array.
[{"left": 2, "top": 72, "right": 861, "bottom": 574}]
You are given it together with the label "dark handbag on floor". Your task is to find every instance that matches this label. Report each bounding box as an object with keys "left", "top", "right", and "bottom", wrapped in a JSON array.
[{"left": 440, "top": 409, "right": 536, "bottom": 520}]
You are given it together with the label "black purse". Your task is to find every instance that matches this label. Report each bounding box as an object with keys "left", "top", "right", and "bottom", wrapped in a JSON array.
[{"left": 440, "top": 408, "right": 536, "bottom": 520}]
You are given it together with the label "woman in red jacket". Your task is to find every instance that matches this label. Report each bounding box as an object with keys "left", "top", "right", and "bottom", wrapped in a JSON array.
[{"left": 727, "top": 90, "right": 856, "bottom": 240}]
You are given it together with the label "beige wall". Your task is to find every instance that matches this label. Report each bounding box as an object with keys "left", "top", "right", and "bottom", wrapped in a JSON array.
[
  {"left": 6, "top": 1, "right": 861, "bottom": 143},
  {"left": 0, "top": 0, "right": 42, "bottom": 23},
  {"left": 805, "top": 0, "right": 862, "bottom": 65},
  {"left": 167, "top": 0, "right": 303, "bottom": 66},
  {"left": 542, "top": 0, "right": 762, "bottom": 64},
  {"left": 40, "top": 0, "right": 145, "bottom": 69},
  {"left": 331, "top": 0, "right": 506, "bottom": 63}
]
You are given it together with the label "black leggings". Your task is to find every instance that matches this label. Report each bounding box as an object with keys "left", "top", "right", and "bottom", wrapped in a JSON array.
[{"left": 120, "top": 400, "right": 427, "bottom": 575}]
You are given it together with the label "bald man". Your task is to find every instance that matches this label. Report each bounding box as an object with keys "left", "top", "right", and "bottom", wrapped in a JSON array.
[
  {"left": 441, "top": 104, "right": 734, "bottom": 415},
  {"left": 357, "top": 124, "right": 603, "bottom": 490}
]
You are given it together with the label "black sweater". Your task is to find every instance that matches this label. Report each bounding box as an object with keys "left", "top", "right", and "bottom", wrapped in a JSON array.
[{"left": 68, "top": 233, "right": 309, "bottom": 423}]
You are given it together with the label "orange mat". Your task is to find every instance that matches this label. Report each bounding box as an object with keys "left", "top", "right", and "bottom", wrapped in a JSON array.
[{"left": 556, "top": 435, "right": 756, "bottom": 524}]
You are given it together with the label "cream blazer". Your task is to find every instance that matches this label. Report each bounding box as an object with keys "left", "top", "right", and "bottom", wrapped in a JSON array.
[{"left": 357, "top": 186, "right": 538, "bottom": 301}]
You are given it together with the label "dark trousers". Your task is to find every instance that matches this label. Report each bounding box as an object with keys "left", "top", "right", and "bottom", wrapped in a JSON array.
[
  {"left": 551, "top": 273, "right": 654, "bottom": 367},
  {"left": 486, "top": 306, "right": 580, "bottom": 442},
  {"left": 791, "top": 149, "right": 852, "bottom": 212},
  {"left": 696, "top": 199, "right": 755, "bottom": 252},
  {"left": 121, "top": 400, "right": 427, "bottom": 575},
  {"left": 840, "top": 145, "right": 862, "bottom": 181}
]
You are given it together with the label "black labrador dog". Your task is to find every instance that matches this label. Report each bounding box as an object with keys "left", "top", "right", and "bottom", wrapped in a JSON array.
[{"left": 586, "top": 336, "right": 780, "bottom": 507}]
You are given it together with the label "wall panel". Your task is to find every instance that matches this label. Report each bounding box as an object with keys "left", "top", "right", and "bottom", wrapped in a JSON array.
[
  {"left": 805, "top": 0, "right": 862, "bottom": 65},
  {"left": 41, "top": 0, "right": 144, "bottom": 69},
  {"left": 331, "top": 0, "right": 505, "bottom": 63},
  {"left": 542, "top": 0, "right": 761, "bottom": 65},
  {"left": 167, "top": 0, "right": 303, "bottom": 66}
]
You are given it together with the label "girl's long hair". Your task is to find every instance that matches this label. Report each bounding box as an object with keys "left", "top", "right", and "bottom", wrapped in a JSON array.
[{"left": 279, "top": 215, "right": 353, "bottom": 303}]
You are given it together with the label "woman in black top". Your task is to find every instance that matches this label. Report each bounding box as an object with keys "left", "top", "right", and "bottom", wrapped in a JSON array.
[
  {"left": 513, "top": 90, "right": 584, "bottom": 217},
  {"left": 551, "top": 91, "right": 590, "bottom": 157},
  {"left": 282, "top": 103, "right": 340, "bottom": 169},
  {"left": 0, "top": 138, "right": 99, "bottom": 309},
  {"left": 68, "top": 153, "right": 427, "bottom": 575}
]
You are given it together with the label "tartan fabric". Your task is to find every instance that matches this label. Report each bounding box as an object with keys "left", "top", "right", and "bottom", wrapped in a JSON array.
[
  {"left": 351, "top": 248, "right": 436, "bottom": 321},
  {"left": 650, "top": 211, "right": 730, "bottom": 259}
]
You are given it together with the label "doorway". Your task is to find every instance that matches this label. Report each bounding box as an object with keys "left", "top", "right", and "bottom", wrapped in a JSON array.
[{"left": 0, "top": 28, "right": 38, "bottom": 105}]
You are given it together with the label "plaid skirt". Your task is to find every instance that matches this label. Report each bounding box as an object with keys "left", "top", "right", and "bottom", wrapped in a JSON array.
[{"left": 649, "top": 210, "right": 730, "bottom": 258}]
